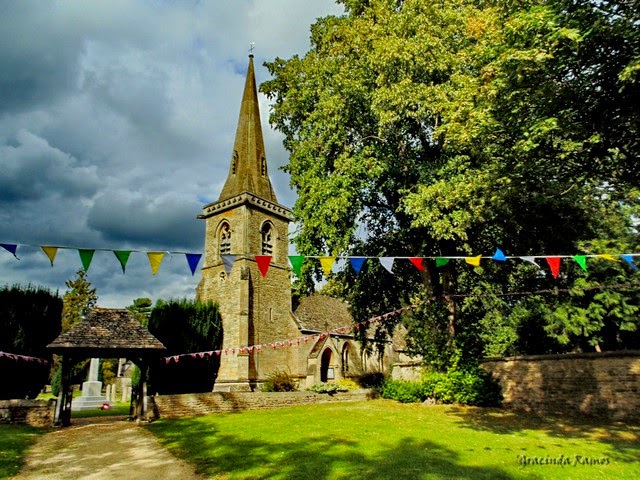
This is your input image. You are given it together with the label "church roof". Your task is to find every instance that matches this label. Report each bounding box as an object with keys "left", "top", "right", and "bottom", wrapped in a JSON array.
[
  {"left": 218, "top": 55, "right": 277, "bottom": 203},
  {"left": 294, "top": 294, "right": 353, "bottom": 332},
  {"left": 47, "top": 307, "right": 166, "bottom": 357}
]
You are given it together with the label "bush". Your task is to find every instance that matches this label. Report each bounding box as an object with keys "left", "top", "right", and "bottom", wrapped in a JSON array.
[
  {"left": 307, "top": 383, "right": 348, "bottom": 395},
  {"left": 381, "top": 368, "right": 502, "bottom": 406},
  {"left": 355, "top": 371, "right": 386, "bottom": 389},
  {"left": 261, "top": 370, "right": 298, "bottom": 392},
  {"left": 381, "top": 380, "right": 426, "bottom": 403},
  {"left": 337, "top": 378, "right": 360, "bottom": 391}
]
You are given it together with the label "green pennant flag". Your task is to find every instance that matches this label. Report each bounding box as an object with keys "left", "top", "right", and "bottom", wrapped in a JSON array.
[
  {"left": 78, "top": 249, "right": 95, "bottom": 272},
  {"left": 573, "top": 255, "right": 587, "bottom": 272},
  {"left": 113, "top": 250, "right": 131, "bottom": 274},
  {"left": 288, "top": 255, "right": 304, "bottom": 277},
  {"left": 435, "top": 257, "right": 450, "bottom": 268}
]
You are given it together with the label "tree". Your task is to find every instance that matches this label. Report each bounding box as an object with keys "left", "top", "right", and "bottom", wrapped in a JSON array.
[
  {"left": 128, "top": 297, "right": 153, "bottom": 327},
  {"left": 147, "top": 299, "right": 222, "bottom": 394},
  {"left": 262, "top": 0, "right": 639, "bottom": 367},
  {"left": 61, "top": 269, "right": 98, "bottom": 332},
  {"left": 0, "top": 284, "right": 62, "bottom": 399}
]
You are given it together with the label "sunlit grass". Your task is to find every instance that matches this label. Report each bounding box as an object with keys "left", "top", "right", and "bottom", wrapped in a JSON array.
[
  {"left": 0, "top": 424, "right": 45, "bottom": 478},
  {"left": 147, "top": 399, "right": 640, "bottom": 480}
]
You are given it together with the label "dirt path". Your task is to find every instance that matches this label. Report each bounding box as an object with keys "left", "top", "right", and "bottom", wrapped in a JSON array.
[{"left": 12, "top": 417, "right": 204, "bottom": 480}]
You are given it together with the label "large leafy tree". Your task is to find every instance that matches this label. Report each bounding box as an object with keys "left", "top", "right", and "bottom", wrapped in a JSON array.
[{"left": 262, "top": 0, "right": 639, "bottom": 367}]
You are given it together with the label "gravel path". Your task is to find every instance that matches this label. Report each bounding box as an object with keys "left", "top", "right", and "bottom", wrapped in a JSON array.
[{"left": 12, "top": 417, "right": 203, "bottom": 480}]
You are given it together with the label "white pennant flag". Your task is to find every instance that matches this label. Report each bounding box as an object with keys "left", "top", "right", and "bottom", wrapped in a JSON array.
[
  {"left": 520, "top": 256, "right": 541, "bottom": 268},
  {"left": 379, "top": 257, "right": 395, "bottom": 274}
]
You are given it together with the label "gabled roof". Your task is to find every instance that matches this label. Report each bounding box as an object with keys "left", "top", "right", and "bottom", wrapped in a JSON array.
[
  {"left": 293, "top": 294, "right": 353, "bottom": 333},
  {"left": 47, "top": 307, "right": 166, "bottom": 357},
  {"left": 217, "top": 55, "right": 277, "bottom": 203}
]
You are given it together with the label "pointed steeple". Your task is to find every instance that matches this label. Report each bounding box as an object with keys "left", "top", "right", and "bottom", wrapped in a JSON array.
[{"left": 218, "top": 55, "right": 277, "bottom": 203}]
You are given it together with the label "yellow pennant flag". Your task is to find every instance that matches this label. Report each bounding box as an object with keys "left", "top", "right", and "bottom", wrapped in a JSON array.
[
  {"left": 41, "top": 246, "right": 58, "bottom": 266},
  {"left": 597, "top": 254, "right": 616, "bottom": 262},
  {"left": 465, "top": 255, "right": 482, "bottom": 267},
  {"left": 319, "top": 256, "right": 335, "bottom": 278},
  {"left": 147, "top": 252, "right": 165, "bottom": 276}
]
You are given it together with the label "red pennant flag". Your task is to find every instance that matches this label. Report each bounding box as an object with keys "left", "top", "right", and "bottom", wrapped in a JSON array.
[
  {"left": 190, "top": 354, "right": 197, "bottom": 358},
  {"left": 165, "top": 358, "right": 171, "bottom": 364},
  {"left": 409, "top": 257, "right": 425, "bottom": 271},
  {"left": 173, "top": 356, "right": 180, "bottom": 363},
  {"left": 257, "top": 346, "right": 261, "bottom": 352},
  {"left": 215, "top": 351, "right": 221, "bottom": 356},
  {"left": 255, "top": 255, "right": 272, "bottom": 277},
  {"left": 546, "top": 257, "right": 561, "bottom": 279},
  {"left": 198, "top": 353, "right": 205, "bottom": 359}
]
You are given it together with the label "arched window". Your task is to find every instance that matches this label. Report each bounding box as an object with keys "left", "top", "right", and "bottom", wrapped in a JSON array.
[
  {"left": 342, "top": 343, "right": 351, "bottom": 374},
  {"left": 261, "top": 222, "right": 273, "bottom": 255},
  {"left": 219, "top": 222, "right": 231, "bottom": 256}
]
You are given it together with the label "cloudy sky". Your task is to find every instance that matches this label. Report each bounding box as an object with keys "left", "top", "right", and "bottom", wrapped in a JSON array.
[{"left": 0, "top": 0, "right": 344, "bottom": 307}]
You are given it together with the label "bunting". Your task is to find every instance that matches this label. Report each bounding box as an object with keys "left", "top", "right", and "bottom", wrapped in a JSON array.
[
  {"left": 379, "top": 257, "right": 394, "bottom": 273},
  {"left": 78, "top": 249, "right": 95, "bottom": 272},
  {"left": 573, "top": 255, "right": 588, "bottom": 272},
  {"left": 255, "top": 255, "right": 272, "bottom": 277},
  {"left": 492, "top": 248, "right": 507, "bottom": 262},
  {"left": 41, "top": 246, "right": 58, "bottom": 266},
  {"left": 465, "top": 255, "right": 482, "bottom": 267},
  {"left": 113, "top": 250, "right": 131, "bottom": 274},
  {"left": 0, "top": 351, "right": 49, "bottom": 365},
  {"left": 409, "top": 257, "right": 425, "bottom": 271},
  {"left": 185, "top": 253, "right": 202, "bottom": 275},
  {"left": 349, "top": 256, "right": 366, "bottom": 274},
  {"left": 147, "top": 252, "right": 165, "bottom": 276},
  {"left": 319, "top": 256, "right": 335, "bottom": 277},
  {"left": 289, "top": 255, "right": 304, "bottom": 277},
  {"left": 546, "top": 257, "right": 562, "bottom": 279},
  {"left": 0, "top": 243, "right": 18, "bottom": 258},
  {"left": 221, "top": 255, "right": 236, "bottom": 276}
]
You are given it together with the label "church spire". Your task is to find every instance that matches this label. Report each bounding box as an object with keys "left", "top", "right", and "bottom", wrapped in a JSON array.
[{"left": 218, "top": 55, "right": 277, "bottom": 203}]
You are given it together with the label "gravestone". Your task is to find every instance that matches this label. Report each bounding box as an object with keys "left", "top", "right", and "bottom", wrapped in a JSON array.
[{"left": 72, "top": 358, "right": 108, "bottom": 410}]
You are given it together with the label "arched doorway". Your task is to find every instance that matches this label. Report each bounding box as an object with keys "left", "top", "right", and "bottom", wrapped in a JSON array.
[{"left": 320, "top": 348, "right": 333, "bottom": 382}]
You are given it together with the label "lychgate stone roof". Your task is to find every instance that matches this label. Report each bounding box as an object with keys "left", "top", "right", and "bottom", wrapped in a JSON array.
[{"left": 47, "top": 307, "right": 166, "bottom": 357}]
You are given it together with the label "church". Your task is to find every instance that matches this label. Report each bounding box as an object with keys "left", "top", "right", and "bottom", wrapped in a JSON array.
[{"left": 195, "top": 55, "right": 408, "bottom": 391}]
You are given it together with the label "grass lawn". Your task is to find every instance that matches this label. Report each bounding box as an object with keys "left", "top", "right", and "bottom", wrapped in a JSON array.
[
  {"left": 0, "top": 424, "right": 46, "bottom": 478},
  {"left": 146, "top": 399, "right": 640, "bottom": 480}
]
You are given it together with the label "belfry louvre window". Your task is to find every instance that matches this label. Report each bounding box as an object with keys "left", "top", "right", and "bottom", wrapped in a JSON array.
[
  {"left": 219, "top": 222, "right": 231, "bottom": 255},
  {"left": 261, "top": 223, "right": 273, "bottom": 255}
]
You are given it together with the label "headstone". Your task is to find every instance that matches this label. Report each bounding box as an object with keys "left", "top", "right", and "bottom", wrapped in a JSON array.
[{"left": 72, "top": 358, "right": 109, "bottom": 410}]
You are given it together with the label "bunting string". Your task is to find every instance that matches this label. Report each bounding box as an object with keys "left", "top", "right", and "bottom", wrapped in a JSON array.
[
  {"left": 1, "top": 242, "right": 638, "bottom": 279},
  {"left": 0, "top": 351, "right": 49, "bottom": 365}
]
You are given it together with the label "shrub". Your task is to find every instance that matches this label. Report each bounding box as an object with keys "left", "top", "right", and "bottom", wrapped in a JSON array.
[
  {"left": 337, "top": 378, "right": 360, "bottom": 390},
  {"left": 262, "top": 370, "right": 298, "bottom": 392},
  {"left": 355, "top": 371, "right": 386, "bottom": 389},
  {"left": 307, "top": 383, "right": 348, "bottom": 395},
  {"left": 381, "top": 380, "right": 426, "bottom": 403},
  {"left": 381, "top": 368, "right": 502, "bottom": 406}
]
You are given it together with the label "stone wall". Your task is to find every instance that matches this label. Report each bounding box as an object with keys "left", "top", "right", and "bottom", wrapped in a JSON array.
[
  {"left": 482, "top": 351, "right": 640, "bottom": 421},
  {"left": 150, "top": 390, "right": 371, "bottom": 419},
  {"left": 0, "top": 399, "right": 57, "bottom": 426}
]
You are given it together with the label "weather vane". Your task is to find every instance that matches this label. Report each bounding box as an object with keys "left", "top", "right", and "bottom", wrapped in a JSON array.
[{"left": 249, "top": 42, "right": 255, "bottom": 55}]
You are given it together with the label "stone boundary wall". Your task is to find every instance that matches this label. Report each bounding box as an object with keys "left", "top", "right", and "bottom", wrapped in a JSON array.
[
  {"left": 0, "top": 399, "right": 57, "bottom": 426},
  {"left": 150, "top": 389, "right": 371, "bottom": 419},
  {"left": 482, "top": 351, "right": 640, "bottom": 421}
]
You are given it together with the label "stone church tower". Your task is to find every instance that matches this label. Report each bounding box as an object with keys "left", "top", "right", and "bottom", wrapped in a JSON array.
[{"left": 196, "top": 55, "right": 298, "bottom": 391}]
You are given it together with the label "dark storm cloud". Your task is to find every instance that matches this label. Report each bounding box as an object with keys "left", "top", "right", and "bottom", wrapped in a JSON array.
[{"left": 0, "top": 0, "right": 344, "bottom": 306}]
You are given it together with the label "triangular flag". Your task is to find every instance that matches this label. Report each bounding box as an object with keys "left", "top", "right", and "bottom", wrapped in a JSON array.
[
  {"left": 0, "top": 243, "right": 18, "bottom": 258},
  {"left": 255, "top": 255, "right": 272, "bottom": 277},
  {"left": 546, "top": 257, "right": 561, "bottom": 279},
  {"left": 185, "top": 253, "right": 202, "bottom": 275},
  {"left": 78, "top": 249, "right": 95, "bottom": 272},
  {"left": 409, "top": 257, "right": 425, "bottom": 271},
  {"left": 621, "top": 254, "right": 638, "bottom": 270},
  {"left": 597, "top": 254, "right": 616, "bottom": 261},
  {"left": 435, "top": 257, "right": 450, "bottom": 268},
  {"left": 492, "top": 248, "right": 507, "bottom": 261},
  {"left": 41, "top": 246, "right": 58, "bottom": 266},
  {"left": 289, "top": 255, "right": 304, "bottom": 277},
  {"left": 113, "top": 250, "right": 131, "bottom": 274},
  {"left": 379, "top": 257, "right": 395, "bottom": 273},
  {"left": 520, "top": 256, "right": 540, "bottom": 267},
  {"left": 349, "top": 257, "right": 366, "bottom": 274},
  {"left": 464, "top": 255, "right": 482, "bottom": 267},
  {"left": 319, "top": 256, "right": 335, "bottom": 277},
  {"left": 221, "top": 255, "right": 236, "bottom": 276},
  {"left": 573, "top": 255, "right": 588, "bottom": 271},
  {"left": 147, "top": 252, "right": 165, "bottom": 276}
]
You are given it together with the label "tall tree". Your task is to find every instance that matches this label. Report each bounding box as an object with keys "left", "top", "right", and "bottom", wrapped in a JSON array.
[
  {"left": 61, "top": 269, "right": 98, "bottom": 332},
  {"left": 127, "top": 297, "right": 153, "bottom": 327},
  {"left": 262, "top": 0, "right": 639, "bottom": 366}
]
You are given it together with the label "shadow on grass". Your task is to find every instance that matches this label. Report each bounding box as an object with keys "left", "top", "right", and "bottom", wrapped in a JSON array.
[
  {"left": 148, "top": 418, "right": 514, "bottom": 479},
  {"left": 446, "top": 406, "right": 640, "bottom": 464},
  {"left": 0, "top": 424, "right": 45, "bottom": 478}
]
